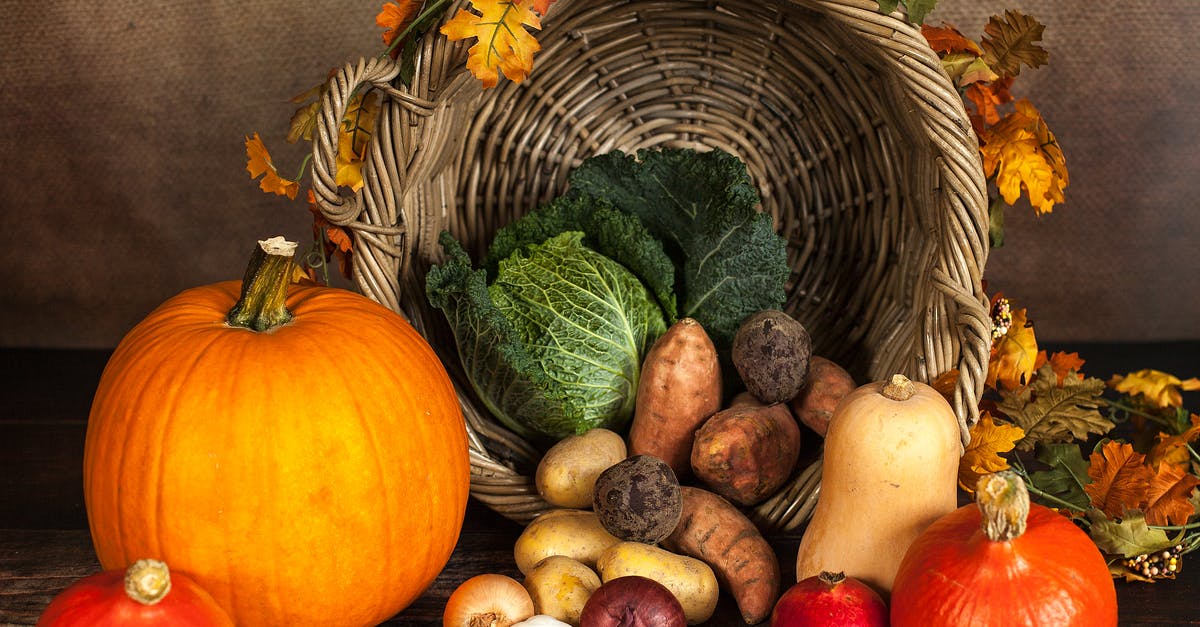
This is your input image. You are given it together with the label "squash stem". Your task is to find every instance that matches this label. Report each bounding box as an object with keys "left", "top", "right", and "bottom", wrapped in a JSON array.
[
  {"left": 976, "top": 471, "right": 1029, "bottom": 542},
  {"left": 124, "top": 559, "right": 172, "bottom": 605},
  {"left": 881, "top": 374, "right": 916, "bottom": 401},
  {"left": 227, "top": 237, "right": 298, "bottom": 332}
]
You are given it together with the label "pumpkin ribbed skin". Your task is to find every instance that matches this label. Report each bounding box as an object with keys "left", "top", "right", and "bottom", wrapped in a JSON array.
[
  {"left": 83, "top": 280, "right": 471, "bottom": 627},
  {"left": 890, "top": 500, "right": 1118, "bottom": 627}
]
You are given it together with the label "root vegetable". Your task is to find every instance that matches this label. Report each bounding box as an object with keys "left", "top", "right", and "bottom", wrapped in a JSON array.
[
  {"left": 522, "top": 556, "right": 601, "bottom": 625},
  {"left": 592, "top": 455, "right": 682, "bottom": 544},
  {"left": 513, "top": 509, "right": 622, "bottom": 575},
  {"left": 628, "top": 318, "right": 722, "bottom": 477},
  {"left": 690, "top": 403, "right": 801, "bottom": 506},
  {"left": 663, "top": 487, "right": 780, "bottom": 625},
  {"left": 731, "top": 310, "right": 812, "bottom": 404},
  {"left": 789, "top": 356, "right": 855, "bottom": 437},
  {"left": 579, "top": 576, "right": 686, "bottom": 627},
  {"left": 535, "top": 428, "right": 627, "bottom": 509},
  {"left": 596, "top": 542, "right": 719, "bottom": 625}
]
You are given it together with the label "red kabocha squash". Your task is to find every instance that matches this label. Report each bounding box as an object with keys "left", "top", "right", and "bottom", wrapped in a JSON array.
[
  {"left": 890, "top": 471, "right": 1118, "bottom": 627},
  {"left": 37, "top": 559, "right": 233, "bottom": 626},
  {"left": 82, "top": 237, "right": 471, "bottom": 627}
]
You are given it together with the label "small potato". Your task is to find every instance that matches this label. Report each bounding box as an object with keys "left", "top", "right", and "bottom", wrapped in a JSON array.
[
  {"left": 592, "top": 455, "right": 682, "bottom": 544},
  {"left": 731, "top": 309, "right": 812, "bottom": 404},
  {"left": 514, "top": 509, "right": 622, "bottom": 575},
  {"left": 596, "top": 541, "right": 719, "bottom": 625},
  {"left": 536, "top": 428, "right": 627, "bottom": 509},
  {"left": 523, "top": 556, "right": 602, "bottom": 626},
  {"left": 788, "top": 356, "right": 856, "bottom": 437}
]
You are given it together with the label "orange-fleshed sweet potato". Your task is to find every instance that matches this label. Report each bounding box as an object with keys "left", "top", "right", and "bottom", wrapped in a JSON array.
[
  {"left": 788, "top": 356, "right": 855, "bottom": 437},
  {"left": 690, "top": 403, "right": 800, "bottom": 506},
  {"left": 628, "top": 318, "right": 722, "bottom": 478},
  {"left": 663, "top": 486, "right": 781, "bottom": 625}
]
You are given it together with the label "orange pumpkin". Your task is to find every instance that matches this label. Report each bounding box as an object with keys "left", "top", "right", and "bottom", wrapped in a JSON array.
[
  {"left": 38, "top": 559, "right": 233, "bottom": 626},
  {"left": 83, "top": 237, "right": 471, "bottom": 627}
]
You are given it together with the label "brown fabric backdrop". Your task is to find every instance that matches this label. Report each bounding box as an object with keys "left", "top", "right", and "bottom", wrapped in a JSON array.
[{"left": 2, "top": 1, "right": 1197, "bottom": 348}]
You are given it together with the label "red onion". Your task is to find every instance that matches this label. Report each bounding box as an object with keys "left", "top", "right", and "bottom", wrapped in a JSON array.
[{"left": 579, "top": 576, "right": 686, "bottom": 627}]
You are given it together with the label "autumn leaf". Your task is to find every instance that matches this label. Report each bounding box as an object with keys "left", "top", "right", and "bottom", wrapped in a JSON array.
[
  {"left": 876, "top": 0, "right": 937, "bottom": 25},
  {"left": 1087, "top": 509, "right": 1178, "bottom": 559},
  {"left": 307, "top": 191, "right": 354, "bottom": 281},
  {"left": 245, "top": 133, "right": 300, "bottom": 199},
  {"left": 1028, "top": 442, "right": 1092, "bottom": 511},
  {"left": 959, "top": 412, "right": 1025, "bottom": 491},
  {"left": 930, "top": 368, "right": 959, "bottom": 404},
  {"left": 980, "top": 10, "right": 1048, "bottom": 78},
  {"left": 1110, "top": 369, "right": 1200, "bottom": 409},
  {"left": 377, "top": 0, "right": 421, "bottom": 53},
  {"left": 965, "top": 76, "right": 1013, "bottom": 131},
  {"left": 922, "top": 23, "right": 981, "bottom": 56},
  {"left": 1149, "top": 415, "right": 1200, "bottom": 474},
  {"left": 987, "top": 305, "right": 1037, "bottom": 390},
  {"left": 980, "top": 98, "right": 1068, "bottom": 215},
  {"left": 1145, "top": 463, "right": 1200, "bottom": 526},
  {"left": 1085, "top": 440, "right": 1152, "bottom": 519},
  {"left": 531, "top": 0, "right": 556, "bottom": 15},
  {"left": 996, "top": 363, "right": 1113, "bottom": 451},
  {"left": 1033, "top": 350, "right": 1086, "bottom": 386},
  {"left": 441, "top": 0, "right": 542, "bottom": 88},
  {"left": 333, "top": 92, "right": 379, "bottom": 192}
]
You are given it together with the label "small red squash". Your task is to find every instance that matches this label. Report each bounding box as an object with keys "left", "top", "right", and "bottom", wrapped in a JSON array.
[
  {"left": 83, "top": 238, "right": 471, "bottom": 626},
  {"left": 37, "top": 559, "right": 233, "bottom": 626},
  {"left": 890, "top": 471, "right": 1118, "bottom": 627}
]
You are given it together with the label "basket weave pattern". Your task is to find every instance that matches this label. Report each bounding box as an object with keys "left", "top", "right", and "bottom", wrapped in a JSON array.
[{"left": 310, "top": 0, "right": 991, "bottom": 531}]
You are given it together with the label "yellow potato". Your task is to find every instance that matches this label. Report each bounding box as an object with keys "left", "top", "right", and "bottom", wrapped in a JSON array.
[
  {"left": 514, "top": 509, "right": 622, "bottom": 575},
  {"left": 595, "top": 541, "right": 719, "bottom": 625},
  {"left": 523, "top": 555, "right": 602, "bottom": 626},
  {"left": 535, "top": 428, "right": 627, "bottom": 509}
]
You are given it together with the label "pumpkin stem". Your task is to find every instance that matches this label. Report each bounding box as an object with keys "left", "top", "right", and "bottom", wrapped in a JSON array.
[
  {"left": 226, "top": 237, "right": 298, "bottom": 332},
  {"left": 881, "top": 374, "right": 916, "bottom": 401},
  {"left": 124, "top": 558, "right": 172, "bottom": 605},
  {"left": 976, "top": 470, "right": 1030, "bottom": 542}
]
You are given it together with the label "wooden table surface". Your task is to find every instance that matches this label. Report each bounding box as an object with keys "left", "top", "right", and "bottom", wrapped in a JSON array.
[{"left": 3, "top": 343, "right": 1199, "bottom": 626}]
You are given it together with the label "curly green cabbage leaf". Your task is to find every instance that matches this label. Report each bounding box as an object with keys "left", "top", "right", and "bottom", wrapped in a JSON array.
[{"left": 426, "top": 231, "right": 667, "bottom": 440}]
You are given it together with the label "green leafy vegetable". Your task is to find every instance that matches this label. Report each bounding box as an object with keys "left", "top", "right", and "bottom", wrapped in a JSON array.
[
  {"left": 565, "top": 148, "right": 789, "bottom": 354},
  {"left": 427, "top": 231, "right": 667, "bottom": 440}
]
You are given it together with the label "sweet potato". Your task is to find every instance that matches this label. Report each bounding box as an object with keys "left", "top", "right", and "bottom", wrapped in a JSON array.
[
  {"left": 690, "top": 403, "right": 800, "bottom": 506},
  {"left": 628, "top": 318, "right": 722, "bottom": 478},
  {"left": 662, "top": 487, "right": 780, "bottom": 625},
  {"left": 788, "top": 356, "right": 855, "bottom": 437},
  {"left": 731, "top": 309, "right": 812, "bottom": 404}
]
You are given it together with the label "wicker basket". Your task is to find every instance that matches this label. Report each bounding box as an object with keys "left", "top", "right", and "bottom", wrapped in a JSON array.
[{"left": 308, "top": 0, "right": 991, "bottom": 532}]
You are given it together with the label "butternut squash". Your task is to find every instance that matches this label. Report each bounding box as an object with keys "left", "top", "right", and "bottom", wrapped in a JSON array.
[{"left": 795, "top": 374, "right": 961, "bottom": 597}]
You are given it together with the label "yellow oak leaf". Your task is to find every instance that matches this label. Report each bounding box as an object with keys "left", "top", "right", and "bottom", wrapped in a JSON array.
[
  {"left": 1149, "top": 415, "right": 1200, "bottom": 474},
  {"left": 1085, "top": 441, "right": 1153, "bottom": 519},
  {"left": 1110, "top": 369, "right": 1200, "bottom": 409},
  {"left": 1145, "top": 463, "right": 1200, "bottom": 526},
  {"left": 980, "top": 10, "right": 1048, "bottom": 78},
  {"left": 958, "top": 412, "right": 1025, "bottom": 492},
  {"left": 441, "top": 0, "right": 542, "bottom": 88},
  {"left": 333, "top": 92, "right": 379, "bottom": 192},
  {"left": 980, "top": 99, "right": 1067, "bottom": 215},
  {"left": 987, "top": 305, "right": 1037, "bottom": 390},
  {"left": 245, "top": 133, "right": 299, "bottom": 199}
]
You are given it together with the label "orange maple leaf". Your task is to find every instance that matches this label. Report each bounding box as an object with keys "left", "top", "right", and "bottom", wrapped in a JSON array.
[
  {"left": 965, "top": 76, "right": 1013, "bottom": 133},
  {"left": 958, "top": 412, "right": 1025, "bottom": 492},
  {"left": 1033, "top": 350, "right": 1086, "bottom": 386},
  {"left": 307, "top": 191, "right": 354, "bottom": 281},
  {"left": 245, "top": 133, "right": 299, "bottom": 199},
  {"left": 1145, "top": 463, "right": 1200, "bottom": 526},
  {"left": 980, "top": 99, "right": 1067, "bottom": 215},
  {"left": 1109, "top": 369, "right": 1200, "bottom": 409},
  {"left": 1084, "top": 441, "right": 1153, "bottom": 519},
  {"left": 441, "top": 0, "right": 542, "bottom": 88},
  {"left": 377, "top": 0, "right": 421, "bottom": 56},
  {"left": 922, "top": 23, "right": 982, "bottom": 56},
  {"left": 1148, "top": 415, "right": 1200, "bottom": 474},
  {"left": 531, "top": 0, "right": 556, "bottom": 15},
  {"left": 987, "top": 305, "right": 1038, "bottom": 390}
]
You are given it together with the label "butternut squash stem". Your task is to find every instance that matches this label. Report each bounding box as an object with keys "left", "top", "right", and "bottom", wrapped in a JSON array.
[
  {"left": 227, "top": 237, "right": 298, "bottom": 332},
  {"left": 124, "top": 559, "right": 172, "bottom": 605},
  {"left": 975, "top": 471, "right": 1030, "bottom": 542},
  {"left": 881, "top": 374, "right": 916, "bottom": 401}
]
